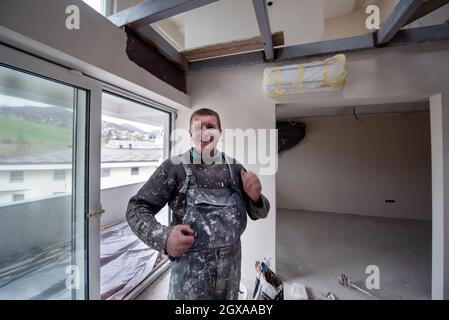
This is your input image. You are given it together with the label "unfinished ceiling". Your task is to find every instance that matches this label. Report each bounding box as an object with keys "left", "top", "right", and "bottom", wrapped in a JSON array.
[
  {"left": 107, "top": 0, "right": 449, "bottom": 90},
  {"left": 149, "top": 0, "right": 368, "bottom": 53},
  {"left": 276, "top": 101, "right": 429, "bottom": 120}
]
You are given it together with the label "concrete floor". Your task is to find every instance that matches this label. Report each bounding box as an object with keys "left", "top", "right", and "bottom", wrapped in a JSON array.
[
  {"left": 136, "top": 209, "right": 432, "bottom": 300},
  {"left": 135, "top": 269, "right": 170, "bottom": 300},
  {"left": 277, "top": 209, "right": 432, "bottom": 300}
]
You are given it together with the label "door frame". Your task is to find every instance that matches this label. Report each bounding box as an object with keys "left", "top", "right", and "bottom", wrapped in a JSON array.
[
  {"left": 0, "top": 43, "right": 103, "bottom": 300},
  {"left": 0, "top": 43, "right": 178, "bottom": 300}
]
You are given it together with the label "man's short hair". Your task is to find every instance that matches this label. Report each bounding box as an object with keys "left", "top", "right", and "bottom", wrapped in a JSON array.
[{"left": 189, "top": 108, "right": 222, "bottom": 132}]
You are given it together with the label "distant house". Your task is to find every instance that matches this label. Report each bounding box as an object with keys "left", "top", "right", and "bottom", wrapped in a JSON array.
[
  {"left": 0, "top": 146, "right": 163, "bottom": 204},
  {"left": 106, "top": 139, "right": 162, "bottom": 150}
]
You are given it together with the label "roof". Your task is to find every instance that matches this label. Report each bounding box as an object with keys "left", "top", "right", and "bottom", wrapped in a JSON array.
[{"left": 0, "top": 147, "right": 163, "bottom": 165}]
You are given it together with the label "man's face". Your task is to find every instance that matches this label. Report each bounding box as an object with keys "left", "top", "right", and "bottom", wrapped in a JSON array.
[{"left": 190, "top": 115, "right": 221, "bottom": 153}]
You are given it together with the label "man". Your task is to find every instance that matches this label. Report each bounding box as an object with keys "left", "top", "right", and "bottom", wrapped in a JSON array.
[{"left": 126, "top": 108, "right": 270, "bottom": 300}]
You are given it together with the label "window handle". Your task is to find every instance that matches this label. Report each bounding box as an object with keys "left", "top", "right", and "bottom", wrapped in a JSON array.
[{"left": 87, "top": 206, "right": 105, "bottom": 219}]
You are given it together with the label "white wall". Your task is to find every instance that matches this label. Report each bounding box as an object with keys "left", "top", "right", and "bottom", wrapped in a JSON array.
[
  {"left": 429, "top": 93, "right": 449, "bottom": 300},
  {"left": 277, "top": 111, "right": 432, "bottom": 220},
  {"left": 184, "top": 42, "right": 449, "bottom": 298},
  {"left": 100, "top": 165, "right": 158, "bottom": 189},
  {"left": 0, "top": 168, "right": 72, "bottom": 204}
]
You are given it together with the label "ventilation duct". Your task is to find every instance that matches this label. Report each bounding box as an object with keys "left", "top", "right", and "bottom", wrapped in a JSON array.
[
  {"left": 277, "top": 121, "right": 306, "bottom": 153},
  {"left": 263, "top": 54, "right": 347, "bottom": 97}
]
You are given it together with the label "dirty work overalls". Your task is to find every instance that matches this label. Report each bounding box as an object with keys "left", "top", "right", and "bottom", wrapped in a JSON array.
[{"left": 168, "top": 155, "right": 248, "bottom": 300}]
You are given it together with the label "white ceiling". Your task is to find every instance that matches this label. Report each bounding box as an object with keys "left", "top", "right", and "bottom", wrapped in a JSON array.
[
  {"left": 154, "top": 0, "right": 363, "bottom": 51},
  {"left": 323, "top": 0, "right": 357, "bottom": 20}
]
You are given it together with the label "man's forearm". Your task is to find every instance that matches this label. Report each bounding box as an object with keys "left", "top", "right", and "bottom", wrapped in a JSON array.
[
  {"left": 126, "top": 198, "right": 172, "bottom": 253},
  {"left": 246, "top": 193, "right": 270, "bottom": 220}
]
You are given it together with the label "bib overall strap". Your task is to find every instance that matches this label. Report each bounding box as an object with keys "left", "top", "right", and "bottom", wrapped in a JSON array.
[
  {"left": 179, "top": 162, "right": 195, "bottom": 194},
  {"left": 223, "top": 154, "right": 239, "bottom": 188}
]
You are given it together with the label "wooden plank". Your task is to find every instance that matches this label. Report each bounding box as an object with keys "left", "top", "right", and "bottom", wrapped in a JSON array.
[
  {"left": 378, "top": 0, "right": 424, "bottom": 44},
  {"left": 108, "top": 0, "right": 219, "bottom": 28},
  {"left": 181, "top": 32, "right": 284, "bottom": 61},
  {"left": 188, "top": 51, "right": 265, "bottom": 72}
]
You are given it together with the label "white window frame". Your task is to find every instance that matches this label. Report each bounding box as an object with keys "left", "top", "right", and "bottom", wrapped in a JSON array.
[
  {"left": 0, "top": 43, "right": 102, "bottom": 300},
  {"left": 0, "top": 42, "right": 177, "bottom": 300}
]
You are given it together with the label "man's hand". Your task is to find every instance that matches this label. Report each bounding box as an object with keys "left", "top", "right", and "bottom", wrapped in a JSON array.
[
  {"left": 241, "top": 169, "right": 262, "bottom": 203},
  {"left": 165, "top": 225, "right": 194, "bottom": 257}
]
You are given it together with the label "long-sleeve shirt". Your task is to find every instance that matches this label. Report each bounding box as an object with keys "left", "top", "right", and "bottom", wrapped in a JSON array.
[{"left": 126, "top": 150, "right": 270, "bottom": 254}]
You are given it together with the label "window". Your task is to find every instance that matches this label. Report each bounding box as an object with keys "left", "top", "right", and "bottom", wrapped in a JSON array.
[
  {"left": 0, "top": 59, "right": 88, "bottom": 299},
  {"left": 101, "top": 92, "right": 170, "bottom": 190},
  {"left": 101, "top": 168, "right": 111, "bottom": 177},
  {"left": 82, "top": 0, "right": 115, "bottom": 16},
  {"left": 9, "top": 171, "right": 24, "bottom": 183},
  {"left": 53, "top": 170, "right": 66, "bottom": 181},
  {"left": 12, "top": 194, "right": 25, "bottom": 202}
]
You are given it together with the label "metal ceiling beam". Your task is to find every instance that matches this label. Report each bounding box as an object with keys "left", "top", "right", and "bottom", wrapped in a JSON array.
[
  {"left": 377, "top": 0, "right": 425, "bottom": 45},
  {"left": 388, "top": 23, "right": 449, "bottom": 47},
  {"left": 189, "top": 51, "right": 265, "bottom": 72},
  {"left": 189, "top": 24, "right": 449, "bottom": 72},
  {"left": 108, "top": 0, "right": 219, "bottom": 28},
  {"left": 405, "top": 0, "right": 449, "bottom": 25},
  {"left": 252, "top": 0, "right": 274, "bottom": 61},
  {"left": 275, "top": 34, "right": 375, "bottom": 62},
  {"left": 189, "top": 34, "right": 375, "bottom": 72}
]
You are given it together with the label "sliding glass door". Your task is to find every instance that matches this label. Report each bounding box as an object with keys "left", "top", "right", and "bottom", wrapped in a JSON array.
[
  {"left": 0, "top": 44, "right": 102, "bottom": 299},
  {"left": 99, "top": 91, "right": 172, "bottom": 300}
]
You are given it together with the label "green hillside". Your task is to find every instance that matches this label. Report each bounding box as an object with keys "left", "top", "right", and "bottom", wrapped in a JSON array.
[{"left": 0, "top": 114, "right": 72, "bottom": 157}]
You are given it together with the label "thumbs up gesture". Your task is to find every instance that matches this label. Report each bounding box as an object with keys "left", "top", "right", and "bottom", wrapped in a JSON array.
[{"left": 241, "top": 169, "right": 262, "bottom": 203}]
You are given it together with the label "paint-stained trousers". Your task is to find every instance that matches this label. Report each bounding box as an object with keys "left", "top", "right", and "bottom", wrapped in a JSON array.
[{"left": 168, "top": 240, "right": 241, "bottom": 300}]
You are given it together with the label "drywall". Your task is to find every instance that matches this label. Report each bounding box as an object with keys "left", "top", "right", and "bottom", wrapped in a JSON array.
[
  {"left": 429, "top": 93, "right": 449, "bottom": 300},
  {"left": 183, "top": 42, "right": 449, "bottom": 299},
  {"left": 324, "top": 9, "right": 367, "bottom": 41},
  {"left": 0, "top": 0, "right": 190, "bottom": 110},
  {"left": 276, "top": 111, "right": 432, "bottom": 220}
]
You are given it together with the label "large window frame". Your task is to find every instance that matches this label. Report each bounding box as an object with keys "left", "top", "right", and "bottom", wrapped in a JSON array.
[{"left": 0, "top": 42, "right": 176, "bottom": 300}]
